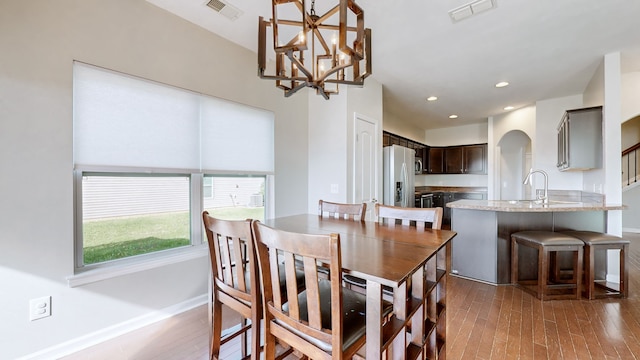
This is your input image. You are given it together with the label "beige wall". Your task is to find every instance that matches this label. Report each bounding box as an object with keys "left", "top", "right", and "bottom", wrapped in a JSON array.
[{"left": 0, "top": 0, "right": 309, "bottom": 357}]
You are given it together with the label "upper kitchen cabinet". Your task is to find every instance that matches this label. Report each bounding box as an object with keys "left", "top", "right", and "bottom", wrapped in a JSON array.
[
  {"left": 444, "top": 147, "right": 463, "bottom": 173},
  {"left": 443, "top": 144, "right": 487, "bottom": 174},
  {"left": 463, "top": 144, "right": 487, "bottom": 174},
  {"left": 557, "top": 106, "right": 602, "bottom": 171},
  {"left": 428, "top": 147, "right": 445, "bottom": 174},
  {"left": 383, "top": 131, "right": 487, "bottom": 175}
]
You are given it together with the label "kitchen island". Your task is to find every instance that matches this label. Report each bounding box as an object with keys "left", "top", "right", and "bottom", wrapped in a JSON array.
[{"left": 447, "top": 198, "right": 625, "bottom": 284}]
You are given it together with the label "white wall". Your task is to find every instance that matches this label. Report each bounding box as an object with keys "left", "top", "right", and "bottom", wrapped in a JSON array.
[
  {"left": 620, "top": 70, "right": 640, "bottom": 231},
  {"left": 622, "top": 72, "right": 640, "bottom": 122},
  {"left": 424, "top": 123, "right": 488, "bottom": 146},
  {"left": 383, "top": 109, "right": 427, "bottom": 143},
  {"left": 488, "top": 106, "right": 536, "bottom": 198},
  {"left": 308, "top": 92, "right": 348, "bottom": 209},
  {"left": 0, "top": 1, "right": 308, "bottom": 358},
  {"left": 307, "top": 77, "right": 384, "bottom": 213},
  {"left": 497, "top": 130, "right": 531, "bottom": 200},
  {"left": 534, "top": 95, "right": 585, "bottom": 190}
]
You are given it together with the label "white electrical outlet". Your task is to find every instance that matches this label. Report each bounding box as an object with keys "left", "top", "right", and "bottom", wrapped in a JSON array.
[{"left": 29, "top": 296, "right": 51, "bottom": 321}]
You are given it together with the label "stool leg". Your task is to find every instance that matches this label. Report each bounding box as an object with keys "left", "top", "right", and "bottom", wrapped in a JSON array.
[
  {"left": 539, "top": 247, "right": 548, "bottom": 301},
  {"left": 584, "top": 245, "right": 595, "bottom": 299},
  {"left": 511, "top": 239, "right": 519, "bottom": 284},
  {"left": 621, "top": 244, "right": 629, "bottom": 298},
  {"left": 575, "top": 246, "right": 583, "bottom": 300}
]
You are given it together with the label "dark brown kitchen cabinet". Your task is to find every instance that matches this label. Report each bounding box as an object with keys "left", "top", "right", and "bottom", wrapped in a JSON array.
[
  {"left": 444, "top": 147, "right": 464, "bottom": 173},
  {"left": 382, "top": 131, "right": 487, "bottom": 175},
  {"left": 463, "top": 144, "right": 487, "bottom": 174},
  {"left": 444, "top": 144, "right": 487, "bottom": 174},
  {"left": 428, "top": 147, "right": 444, "bottom": 174}
]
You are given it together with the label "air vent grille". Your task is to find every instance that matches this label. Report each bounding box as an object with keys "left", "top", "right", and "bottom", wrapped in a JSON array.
[
  {"left": 206, "top": 0, "right": 226, "bottom": 12},
  {"left": 206, "top": 0, "right": 243, "bottom": 21},
  {"left": 449, "top": 0, "right": 496, "bottom": 23}
]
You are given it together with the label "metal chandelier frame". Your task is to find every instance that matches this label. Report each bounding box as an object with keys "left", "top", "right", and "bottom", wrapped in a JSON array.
[{"left": 258, "top": 0, "right": 372, "bottom": 99}]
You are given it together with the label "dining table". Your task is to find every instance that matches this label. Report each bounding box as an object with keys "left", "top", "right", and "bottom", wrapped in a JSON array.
[{"left": 262, "top": 214, "right": 457, "bottom": 360}]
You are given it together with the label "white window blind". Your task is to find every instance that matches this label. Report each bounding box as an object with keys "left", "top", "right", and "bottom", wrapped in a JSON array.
[
  {"left": 73, "top": 62, "right": 274, "bottom": 173},
  {"left": 200, "top": 97, "right": 274, "bottom": 172}
]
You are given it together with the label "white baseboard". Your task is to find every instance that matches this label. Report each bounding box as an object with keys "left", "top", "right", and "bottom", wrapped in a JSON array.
[
  {"left": 622, "top": 227, "right": 640, "bottom": 233},
  {"left": 607, "top": 274, "right": 621, "bottom": 283},
  {"left": 18, "top": 294, "right": 208, "bottom": 360}
]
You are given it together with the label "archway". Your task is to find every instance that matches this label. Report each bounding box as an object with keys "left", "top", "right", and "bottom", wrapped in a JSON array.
[{"left": 496, "top": 130, "right": 531, "bottom": 200}]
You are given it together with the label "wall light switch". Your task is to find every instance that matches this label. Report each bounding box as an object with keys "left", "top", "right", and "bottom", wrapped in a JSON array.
[{"left": 330, "top": 184, "right": 339, "bottom": 194}]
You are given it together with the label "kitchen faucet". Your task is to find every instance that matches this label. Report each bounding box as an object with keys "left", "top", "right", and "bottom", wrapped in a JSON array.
[{"left": 522, "top": 168, "right": 549, "bottom": 204}]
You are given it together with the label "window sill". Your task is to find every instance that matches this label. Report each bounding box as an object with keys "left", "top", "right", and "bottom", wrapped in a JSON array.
[{"left": 67, "top": 245, "right": 209, "bottom": 288}]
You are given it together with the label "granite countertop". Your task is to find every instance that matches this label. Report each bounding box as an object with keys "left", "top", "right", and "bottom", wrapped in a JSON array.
[{"left": 447, "top": 199, "right": 626, "bottom": 212}]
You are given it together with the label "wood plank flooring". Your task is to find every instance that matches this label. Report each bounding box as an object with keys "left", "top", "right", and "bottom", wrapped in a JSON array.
[{"left": 63, "top": 233, "right": 640, "bottom": 360}]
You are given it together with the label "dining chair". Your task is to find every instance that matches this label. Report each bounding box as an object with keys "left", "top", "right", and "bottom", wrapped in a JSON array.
[
  {"left": 251, "top": 221, "right": 371, "bottom": 360},
  {"left": 318, "top": 200, "right": 367, "bottom": 222},
  {"left": 345, "top": 204, "right": 444, "bottom": 294},
  {"left": 202, "top": 211, "right": 260, "bottom": 360},
  {"left": 375, "top": 203, "right": 443, "bottom": 230}
]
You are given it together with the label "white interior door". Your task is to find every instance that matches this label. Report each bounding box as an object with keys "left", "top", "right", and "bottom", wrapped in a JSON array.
[{"left": 354, "top": 115, "right": 378, "bottom": 220}]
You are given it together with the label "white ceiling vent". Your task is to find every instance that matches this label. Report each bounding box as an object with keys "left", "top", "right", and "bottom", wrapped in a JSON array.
[
  {"left": 206, "top": 0, "right": 243, "bottom": 21},
  {"left": 449, "top": 0, "right": 496, "bottom": 23}
]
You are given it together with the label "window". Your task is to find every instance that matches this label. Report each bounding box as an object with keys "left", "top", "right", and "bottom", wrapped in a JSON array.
[
  {"left": 203, "top": 175, "right": 265, "bottom": 222},
  {"left": 203, "top": 177, "right": 214, "bottom": 199},
  {"left": 72, "top": 62, "right": 274, "bottom": 277},
  {"left": 81, "top": 174, "right": 191, "bottom": 265}
]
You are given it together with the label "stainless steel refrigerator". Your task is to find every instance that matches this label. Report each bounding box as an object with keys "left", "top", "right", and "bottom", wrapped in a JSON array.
[{"left": 383, "top": 145, "right": 415, "bottom": 207}]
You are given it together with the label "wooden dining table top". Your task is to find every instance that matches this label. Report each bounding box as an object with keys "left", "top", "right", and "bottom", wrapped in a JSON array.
[{"left": 261, "top": 214, "right": 457, "bottom": 288}]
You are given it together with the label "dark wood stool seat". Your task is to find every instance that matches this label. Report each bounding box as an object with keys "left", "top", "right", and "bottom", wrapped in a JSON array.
[
  {"left": 511, "top": 231, "right": 584, "bottom": 300},
  {"left": 563, "top": 231, "right": 629, "bottom": 299}
]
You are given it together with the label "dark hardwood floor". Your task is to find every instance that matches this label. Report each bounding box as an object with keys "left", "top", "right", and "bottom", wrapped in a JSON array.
[{"left": 64, "top": 233, "right": 640, "bottom": 359}]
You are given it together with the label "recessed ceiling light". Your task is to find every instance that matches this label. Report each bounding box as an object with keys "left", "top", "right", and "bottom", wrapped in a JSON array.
[
  {"left": 427, "top": 96, "right": 438, "bottom": 101},
  {"left": 495, "top": 81, "right": 509, "bottom": 88},
  {"left": 449, "top": 115, "right": 458, "bottom": 119},
  {"left": 504, "top": 106, "right": 514, "bottom": 110}
]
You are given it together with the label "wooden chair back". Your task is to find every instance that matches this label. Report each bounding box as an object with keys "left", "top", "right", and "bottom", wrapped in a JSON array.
[
  {"left": 202, "top": 211, "right": 260, "bottom": 360},
  {"left": 375, "top": 203, "right": 443, "bottom": 230},
  {"left": 318, "top": 200, "right": 366, "bottom": 221},
  {"left": 252, "top": 221, "right": 365, "bottom": 359}
]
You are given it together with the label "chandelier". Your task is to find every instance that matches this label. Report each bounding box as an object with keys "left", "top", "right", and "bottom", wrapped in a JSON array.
[{"left": 258, "top": 0, "right": 372, "bottom": 99}]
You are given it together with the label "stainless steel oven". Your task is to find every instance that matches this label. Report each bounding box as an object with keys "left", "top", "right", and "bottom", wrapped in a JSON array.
[{"left": 420, "top": 193, "right": 433, "bottom": 208}]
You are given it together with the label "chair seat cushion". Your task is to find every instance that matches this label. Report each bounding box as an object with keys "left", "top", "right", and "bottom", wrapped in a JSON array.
[
  {"left": 512, "top": 231, "right": 584, "bottom": 246},
  {"left": 281, "top": 280, "right": 393, "bottom": 353},
  {"left": 562, "top": 231, "right": 630, "bottom": 245}
]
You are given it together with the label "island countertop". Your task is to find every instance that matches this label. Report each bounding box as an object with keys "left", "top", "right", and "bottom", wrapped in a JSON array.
[{"left": 447, "top": 199, "right": 626, "bottom": 212}]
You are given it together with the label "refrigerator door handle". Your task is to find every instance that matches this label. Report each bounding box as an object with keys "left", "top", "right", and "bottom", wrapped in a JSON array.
[{"left": 401, "top": 162, "right": 408, "bottom": 207}]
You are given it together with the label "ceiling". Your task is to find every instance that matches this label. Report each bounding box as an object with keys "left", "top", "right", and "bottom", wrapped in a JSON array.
[{"left": 147, "top": 0, "right": 640, "bottom": 130}]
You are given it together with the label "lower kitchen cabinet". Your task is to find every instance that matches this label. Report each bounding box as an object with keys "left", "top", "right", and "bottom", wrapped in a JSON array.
[{"left": 432, "top": 192, "right": 454, "bottom": 225}]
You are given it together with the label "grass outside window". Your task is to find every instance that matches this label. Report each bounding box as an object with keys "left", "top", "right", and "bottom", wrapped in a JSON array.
[{"left": 83, "top": 207, "right": 264, "bottom": 264}]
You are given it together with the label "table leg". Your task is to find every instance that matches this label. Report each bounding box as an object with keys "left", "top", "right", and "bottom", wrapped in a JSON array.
[{"left": 366, "top": 280, "right": 383, "bottom": 360}]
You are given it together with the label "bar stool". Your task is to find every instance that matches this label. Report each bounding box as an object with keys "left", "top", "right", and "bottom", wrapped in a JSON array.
[
  {"left": 511, "top": 231, "right": 584, "bottom": 300},
  {"left": 563, "top": 231, "right": 629, "bottom": 299}
]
